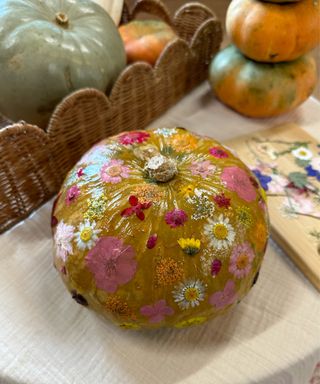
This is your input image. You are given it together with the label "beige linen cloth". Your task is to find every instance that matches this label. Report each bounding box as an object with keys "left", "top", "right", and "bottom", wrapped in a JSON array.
[{"left": 1, "top": 84, "right": 320, "bottom": 384}]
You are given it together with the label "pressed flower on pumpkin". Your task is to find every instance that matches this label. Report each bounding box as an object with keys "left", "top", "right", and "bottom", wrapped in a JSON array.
[
  {"left": 121, "top": 195, "right": 152, "bottom": 221},
  {"left": 155, "top": 258, "right": 183, "bottom": 286},
  {"left": 85, "top": 236, "right": 137, "bottom": 293},
  {"left": 221, "top": 166, "right": 257, "bottom": 202},
  {"left": 118, "top": 131, "right": 150, "bottom": 145},
  {"left": 189, "top": 160, "right": 216, "bottom": 179},
  {"left": 209, "top": 146, "right": 229, "bottom": 159},
  {"left": 229, "top": 242, "right": 255, "bottom": 279},
  {"left": 100, "top": 159, "right": 130, "bottom": 184},
  {"left": 204, "top": 214, "right": 235, "bottom": 251},
  {"left": 209, "top": 280, "right": 238, "bottom": 309},
  {"left": 75, "top": 220, "right": 101, "bottom": 250},
  {"left": 54, "top": 221, "right": 75, "bottom": 262},
  {"left": 146, "top": 234, "right": 158, "bottom": 249},
  {"left": 236, "top": 206, "right": 253, "bottom": 228},
  {"left": 175, "top": 316, "right": 207, "bottom": 328},
  {"left": 165, "top": 208, "right": 188, "bottom": 228},
  {"left": 213, "top": 193, "right": 231, "bottom": 209},
  {"left": 177, "top": 238, "right": 201, "bottom": 256},
  {"left": 84, "top": 194, "right": 108, "bottom": 221},
  {"left": 173, "top": 279, "right": 206, "bottom": 309},
  {"left": 65, "top": 185, "right": 80, "bottom": 206},
  {"left": 140, "top": 299, "right": 174, "bottom": 323}
]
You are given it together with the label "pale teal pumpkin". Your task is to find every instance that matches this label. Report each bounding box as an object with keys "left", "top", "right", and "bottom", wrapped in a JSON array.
[{"left": 0, "top": 0, "right": 126, "bottom": 128}]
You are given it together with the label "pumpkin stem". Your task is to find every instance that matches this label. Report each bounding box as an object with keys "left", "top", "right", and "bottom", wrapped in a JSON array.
[
  {"left": 144, "top": 155, "right": 177, "bottom": 183},
  {"left": 55, "top": 12, "right": 69, "bottom": 28}
]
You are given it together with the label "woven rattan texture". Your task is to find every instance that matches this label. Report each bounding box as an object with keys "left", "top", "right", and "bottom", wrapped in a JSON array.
[{"left": 0, "top": 0, "right": 222, "bottom": 233}]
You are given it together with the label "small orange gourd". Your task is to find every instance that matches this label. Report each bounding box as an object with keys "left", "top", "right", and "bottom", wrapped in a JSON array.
[
  {"left": 119, "top": 20, "right": 176, "bottom": 65},
  {"left": 226, "top": 0, "right": 320, "bottom": 62}
]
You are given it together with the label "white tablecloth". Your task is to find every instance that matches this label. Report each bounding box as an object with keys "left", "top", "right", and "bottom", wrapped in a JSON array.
[{"left": 1, "top": 84, "right": 320, "bottom": 384}]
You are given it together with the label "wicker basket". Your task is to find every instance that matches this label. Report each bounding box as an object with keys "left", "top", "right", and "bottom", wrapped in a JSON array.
[{"left": 0, "top": 0, "right": 222, "bottom": 234}]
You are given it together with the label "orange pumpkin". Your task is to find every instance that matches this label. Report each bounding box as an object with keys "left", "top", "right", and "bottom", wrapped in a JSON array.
[
  {"left": 209, "top": 45, "right": 317, "bottom": 118},
  {"left": 226, "top": 0, "right": 320, "bottom": 62},
  {"left": 119, "top": 20, "right": 176, "bottom": 65}
]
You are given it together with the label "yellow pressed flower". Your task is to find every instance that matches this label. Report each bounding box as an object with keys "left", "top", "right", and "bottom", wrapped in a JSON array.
[
  {"left": 177, "top": 238, "right": 201, "bottom": 256},
  {"left": 175, "top": 316, "right": 207, "bottom": 328},
  {"left": 260, "top": 187, "right": 267, "bottom": 202},
  {"left": 179, "top": 184, "right": 195, "bottom": 198},
  {"left": 119, "top": 322, "right": 140, "bottom": 330}
]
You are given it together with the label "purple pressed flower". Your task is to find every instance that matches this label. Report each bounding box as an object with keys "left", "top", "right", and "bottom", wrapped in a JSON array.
[{"left": 165, "top": 209, "right": 188, "bottom": 228}]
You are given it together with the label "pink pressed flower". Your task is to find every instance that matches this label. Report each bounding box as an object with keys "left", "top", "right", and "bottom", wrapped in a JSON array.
[
  {"left": 229, "top": 242, "right": 255, "bottom": 279},
  {"left": 121, "top": 195, "right": 152, "bottom": 221},
  {"left": 140, "top": 299, "right": 174, "bottom": 323},
  {"left": 213, "top": 193, "right": 231, "bottom": 208},
  {"left": 54, "top": 221, "right": 75, "bottom": 262},
  {"left": 77, "top": 168, "right": 84, "bottom": 178},
  {"left": 221, "top": 166, "right": 257, "bottom": 202},
  {"left": 283, "top": 193, "right": 316, "bottom": 215},
  {"left": 209, "top": 280, "right": 238, "bottom": 309},
  {"left": 65, "top": 185, "right": 80, "bottom": 206},
  {"left": 101, "top": 159, "right": 130, "bottom": 184},
  {"left": 209, "top": 147, "right": 229, "bottom": 159},
  {"left": 268, "top": 174, "right": 288, "bottom": 194},
  {"left": 118, "top": 131, "right": 150, "bottom": 145},
  {"left": 189, "top": 160, "right": 216, "bottom": 179},
  {"left": 165, "top": 209, "right": 188, "bottom": 228},
  {"left": 85, "top": 237, "right": 137, "bottom": 293},
  {"left": 147, "top": 234, "right": 158, "bottom": 249},
  {"left": 211, "top": 259, "right": 222, "bottom": 277}
]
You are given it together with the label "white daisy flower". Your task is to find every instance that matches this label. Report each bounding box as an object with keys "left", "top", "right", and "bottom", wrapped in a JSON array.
[
  {"left": 54, "top": 221, "right": 75, "bottom": 262},
  {"left": 291, "top": 147, "right": 313, "bottom": 161},
  {"left": 204, "top": 214, "right": 235, "bottom": 250},
  {"left": 75, "top": 220, "right": 101, "bottom": 250},
  {"left": 173, "top": 279, "right": 206, "bottom": 309}
]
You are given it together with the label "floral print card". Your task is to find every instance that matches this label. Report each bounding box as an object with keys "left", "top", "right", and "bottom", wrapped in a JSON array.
[{"left": 226, "top": 123, "right": 320, "bottom": 291}]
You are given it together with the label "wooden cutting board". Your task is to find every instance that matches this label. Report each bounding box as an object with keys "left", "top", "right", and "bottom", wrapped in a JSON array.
[{"left": 226, "top": 123, "right": 320, "bottom": 291}]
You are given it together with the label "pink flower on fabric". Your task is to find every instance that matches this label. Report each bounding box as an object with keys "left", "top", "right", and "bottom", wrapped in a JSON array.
[
  {"left": 118, "top": 131, "right": 150, "bottom": 145},
  {"left": 54, "top": 221, "right": 75, "bottom": 262},
  {"left": 165, "top": 209, "right": 188, "bottom": 228},
  {"left": 140, "top": 299, "right": 174, "bottom": 323},
  {"left": 221, "top": 166, "right": 257, "bottom": 202},
  {"left": 209, "top": 147, "right": 229, "bottom": 159},
  {"left": 229, "top": 242, "right": 255, "bottom": 279},
  {"left": 101, "top": 159, "right": 130, "bottom": 184},
  {"left": 85, "top": 237, "right": 137, "bottom": 293},
  {"left": 65, "top": 185, "right": 80, "bottom": 206},
  {"left": 189, "top": 160, "right": 216, "bottom": 179},
  {"left": 147, "top": 234, "right": 158, "bottom": 249},
  {"left": 121, "top": 195, "right": 152, "bottom": 221},
  {"left": 209, "top": 280, "right": 238, "bottom": 309}
]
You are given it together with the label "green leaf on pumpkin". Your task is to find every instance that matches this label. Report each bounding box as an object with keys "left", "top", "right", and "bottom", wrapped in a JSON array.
[{"left": 288, "top": 172, "right": 308, "bottom": 189}]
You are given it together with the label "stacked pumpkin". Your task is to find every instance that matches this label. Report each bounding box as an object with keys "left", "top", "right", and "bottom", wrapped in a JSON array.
[{"left": 209, "top": 0, "right": 319, "bottom": 118}]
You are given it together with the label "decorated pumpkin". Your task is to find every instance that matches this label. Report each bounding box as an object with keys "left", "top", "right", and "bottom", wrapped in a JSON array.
[
  {"left": 91, "top": 0, "right": 124, "bottom": 25},
  {"left": 52, "top": 127, "right": 269, "bottom": 330},
  {"left": 119, "top": 20, "right": 177, "bottom": 65},
  {"left": 0, "top": 0, "right": 126, "bottom": 128},
  {"left": 226, "top": 0, "right": 320, "bottom": 62},
  {"left": 209, "top": 45, "right": 316, "bottom": 118}
]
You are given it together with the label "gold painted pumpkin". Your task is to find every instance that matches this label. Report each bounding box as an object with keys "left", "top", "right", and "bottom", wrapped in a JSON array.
[
  {"left": 52, "top": 127, "right": 269, "bottom": 330},
  {"left": 226, "top": 0, "right": 320, "bottom": 62}
]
